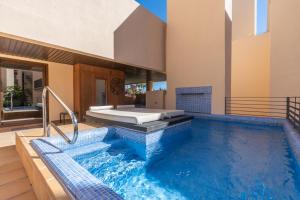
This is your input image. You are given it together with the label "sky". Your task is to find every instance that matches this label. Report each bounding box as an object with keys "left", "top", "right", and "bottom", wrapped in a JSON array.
[
  {"left": 256, "top": 0, "right": 268, "bottom": 35},
  {"left": 137, "top": 0, "right": 268, "bottom": 34},
  {"left": 153, "top": 81, "right": 167, "bottom": 91},
  {"left": 136, "top": 0, "right": 166, "bottom": 22},
  {"left": 136, "top": 0, "right": 267, "bottom": 90}
]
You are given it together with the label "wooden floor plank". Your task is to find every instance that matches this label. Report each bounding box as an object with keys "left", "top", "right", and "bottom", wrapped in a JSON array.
[
  {"left": 0, "top": 148, "right": 18, "bottom": 159},
  {"left": 0, "top": 142, "right": 37, "bottom": 200},
  {"left": 0, "top": 168, "right": 27, "bottom": 186},
  {"left": 0, "top": 178, "right": 32, "bottom": 199},
  {"left": 0, "top": 160, "right": 23, "bottom": 174},
  {"left": 0, "top": 155, "right": 20, "bottom": 167},
  {"left": 8, "top": 190, "right": 37, "bottom": 200}
]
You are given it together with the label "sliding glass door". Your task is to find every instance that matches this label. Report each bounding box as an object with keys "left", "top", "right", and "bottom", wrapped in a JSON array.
[{"left": 95, "top": 79, "right": 107, "bottom": 106}]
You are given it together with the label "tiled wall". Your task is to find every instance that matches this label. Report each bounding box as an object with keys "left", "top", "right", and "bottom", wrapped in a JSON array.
[
  {"left": 115, "top": 121, "right": 192, "bottom": 161},
  {"left": 176, "top": 86, "right": 212, "bottom": 113}
]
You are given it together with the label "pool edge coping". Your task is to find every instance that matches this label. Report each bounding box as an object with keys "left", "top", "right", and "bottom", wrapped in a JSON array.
[{"left": 187, "top": 113, "right": 285, "bottom": 126}]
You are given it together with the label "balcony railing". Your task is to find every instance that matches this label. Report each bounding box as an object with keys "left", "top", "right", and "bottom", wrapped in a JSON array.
[
  {"left": 287, "top": 97, "right": 300, "bottom": 131},
  {"left": 225, "top": 97, "right": 300, "bottom": 132}
]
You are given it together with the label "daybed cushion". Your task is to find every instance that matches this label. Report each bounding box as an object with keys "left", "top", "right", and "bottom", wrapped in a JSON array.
[
  {"left": 117, "top": 107, "right": 185, "bottom": 118},
  {"left": 116, "top": 105, "right": 135, "bottom": 109},
  {"left": 89, "top": 105, "right": 114, "bottom": 111},
  {"left": 86, "top": 110, "right": 162, "bottom": 125}
]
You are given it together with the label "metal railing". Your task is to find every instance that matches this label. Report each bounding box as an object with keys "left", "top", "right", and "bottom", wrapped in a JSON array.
[
  {"left": 287, "top": 97, "right": 300, "bottom": 132},
  {"left": 225, "top": 97, "right": 300, "bottom": 132},
  {"left": 225, "top": 97, "right": 287, "bottom": 118},
  {"left": 42, "top": 86, "right": 78, "bottom": 144}
]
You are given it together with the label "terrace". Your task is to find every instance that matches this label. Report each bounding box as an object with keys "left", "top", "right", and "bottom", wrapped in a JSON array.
[{"left": 0, "top": 0, "right": 300, "bottom": 199}]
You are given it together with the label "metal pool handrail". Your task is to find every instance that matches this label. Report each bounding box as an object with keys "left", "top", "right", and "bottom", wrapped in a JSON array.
[{"left": 42, "top": 86, "right": 78, "bottom": 144}]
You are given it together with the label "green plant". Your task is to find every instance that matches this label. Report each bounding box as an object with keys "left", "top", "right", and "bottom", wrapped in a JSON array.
[{"left": 3, "top": 86, "right": 25, "bottom": 107}]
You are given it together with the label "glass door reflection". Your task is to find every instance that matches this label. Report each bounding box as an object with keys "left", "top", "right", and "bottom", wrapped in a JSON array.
[{"left": 95, "top": 79, "right": 106, "bottom": 106}]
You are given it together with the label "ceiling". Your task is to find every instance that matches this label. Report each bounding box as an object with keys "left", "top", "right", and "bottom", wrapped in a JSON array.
[{"left": 0, "top": 35, "right": 166, "bottom": 84}]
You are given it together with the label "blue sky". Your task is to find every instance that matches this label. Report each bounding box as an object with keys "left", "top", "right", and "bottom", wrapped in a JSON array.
[
  {"left": 137, "top": 0, "right": 268, "bottom": 34},
  {"left": 256, "top": 0, "right": 268, "bottom": 35},
  {"left": 137, "top": 0, "right": 267, "bottom": 90},
  {"left": 153, "top": 81, "right": 167, "bottom": 91},
  {"left": 136, "top": 0, "right": 166, "bottom": 22}
]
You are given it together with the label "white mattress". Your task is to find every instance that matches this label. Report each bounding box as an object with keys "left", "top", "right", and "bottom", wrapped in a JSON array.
[
  {"left": 117, "top": 108, "right": 185, "bottom": 119},
  {"left": 116, "top": 105, "right": 135, "bottom": 109},
  {"left": 86, "top": 110, "right": 162, "bottom": 125},
  {"left": 89, "top": 105, "right": 114, "bottom": 111}
]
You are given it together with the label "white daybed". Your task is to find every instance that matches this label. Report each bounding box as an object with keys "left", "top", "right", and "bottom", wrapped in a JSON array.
[
  {"left": 86, "top": 105, "right": 184, "bottom": 125},
  {"left": 116, "top": 105, "right": 185, "bottom": 119}
]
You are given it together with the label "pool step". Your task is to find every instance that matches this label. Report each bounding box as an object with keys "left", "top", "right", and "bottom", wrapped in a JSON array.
[
  {"left": 74, "top": 143, "right": 145, "bottom": 186},
  {"left": 66, "top": 138, "right": 124, "bottom": 157}
]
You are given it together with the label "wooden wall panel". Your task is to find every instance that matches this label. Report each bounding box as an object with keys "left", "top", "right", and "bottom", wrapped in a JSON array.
[{"left": 74, "top": 64, "right": 125, "bottom": 120}]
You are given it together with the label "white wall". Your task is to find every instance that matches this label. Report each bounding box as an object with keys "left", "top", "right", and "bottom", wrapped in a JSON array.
[
  {"left": 0, "top": 0, "right": 138, "bottom": 59},
  {"left": 47, "top": 62, "right": 74, "bottom": 121},
  {"left": 232, "top": 33, "right": 270, "bottom": 97},
  {"left": 269, "top": 0, "right": 300, "bottom": 97},
  {"left": 166, "top": 0, "right": 226, "bottom": 114},
  {"left": 6, "top": 69, "right": 14, "bottom": 87},
  {"left": 0, "top": 0, "right": 166, "bottom": 72},
  {"left": 232, "top": 0, "right": 255, "bottom": 40},
  {"left": 114, "top": 6, "right": 166, "bottom": 72}
]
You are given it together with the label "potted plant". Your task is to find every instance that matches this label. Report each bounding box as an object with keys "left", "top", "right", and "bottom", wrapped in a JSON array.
[{"left": 3, "top": 86, "right": 25, "bottom": 108}]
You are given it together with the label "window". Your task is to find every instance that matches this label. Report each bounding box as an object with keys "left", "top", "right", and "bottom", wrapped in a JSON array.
[
  {"left": 125, "top": 83, "right": 146, "bottom": 97},
  {"left": 95, "top": 79, "right": 106, "bottom": 106},
  {"left": 153, "top": 81, "right": 167, "bottom": 91},
  {"left": 255, "top": 0, "right": 269, "bottom": 35}
]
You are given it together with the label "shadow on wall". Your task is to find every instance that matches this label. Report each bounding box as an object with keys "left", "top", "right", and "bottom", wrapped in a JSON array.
[
  {"left": 113, "top": 6, "right": 166, "bottom": 72},
  {"left": 225, "top": 11, "right": 232, "bottom": 98}
]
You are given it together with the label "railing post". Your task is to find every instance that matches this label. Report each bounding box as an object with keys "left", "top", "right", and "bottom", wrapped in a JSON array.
[
  {"left": 42, "top": 87, "right": 48, "bottom": 136},
  {"left": 286, "top": 97, "right": 290, "bottom": 120},
  {"left": 298, "top": 98, "right": 300, "bottom": 132},
  {"left": 225, "top": 97, "right": 227, "bottom": 115}
]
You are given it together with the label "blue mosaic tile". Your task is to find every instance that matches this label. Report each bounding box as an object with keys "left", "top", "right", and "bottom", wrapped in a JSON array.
[
  {"left": 188, "top": 113, "right": 285, "bottom": 127},
  {"left": 31, "top": 128, "right": 122, "bottom": 200},
  {"left": 45, "top": 127, "right": 117, "bottom": 151},
  {"left": 283, "top": 121, "right": 300, "bottom": 166},
  {"left": 176, "top": 86, "right": 212, "bottom": 114},
  {"left": 30, "top": 123, "right": 192, "bottom": 199},
  {"left": 115, "top": 122, "right": 192, "bottom": 160}
]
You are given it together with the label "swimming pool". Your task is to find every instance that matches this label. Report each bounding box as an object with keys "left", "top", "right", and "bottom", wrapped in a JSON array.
[{"left": 32, "top": 118, "right": 300, "bottom": 199}]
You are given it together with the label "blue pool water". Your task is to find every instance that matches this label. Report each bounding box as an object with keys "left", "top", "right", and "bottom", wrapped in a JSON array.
[{"left": 73, "top": 119, "right": 300, "bottom": 199}]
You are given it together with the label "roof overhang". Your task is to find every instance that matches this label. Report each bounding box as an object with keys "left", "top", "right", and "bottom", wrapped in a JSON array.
[{"left": 0, "top": 34, "right": 166, "bottom": 84}]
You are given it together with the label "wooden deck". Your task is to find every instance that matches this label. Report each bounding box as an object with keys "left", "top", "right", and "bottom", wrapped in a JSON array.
[
  {"left": 0, "top": 121, "right": 100, "bottom": 200},
  {"left": 0, "top": 146, "right": 37, "bottom": 200}
]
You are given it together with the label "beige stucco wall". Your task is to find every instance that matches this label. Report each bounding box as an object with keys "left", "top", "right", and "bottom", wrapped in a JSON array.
[
  {"left": 269, "top": 0, "right": 300, "bottom": 97},
  {"left": 232, "top": 33, "right": 270, "bottom": 97},
  {"left": 232, "top": 0, "right": 255, "bottom": 41},
  {"left": 0, "top": 0, "right": 137, "bottom": 59},
  {"left": 166, "top": 0, "right": 226, "bottom": 114},
  {"left": 0, "top": 0, "right": 165, "bottom": 72},
  {"left": 0, "top": 53, "right": 73, "bottom": 121},
  {"left": 47, "top": 62, "right": 73, "bottom": 121},
  {"left": 114, "top": 6, "right": 166, "bottom": 72},
  {"left": 0, "top": 68, "right": 14, "bottom": 90},
  {"left": 225, "top": 0, "right": 232, "bottom": 97}
]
